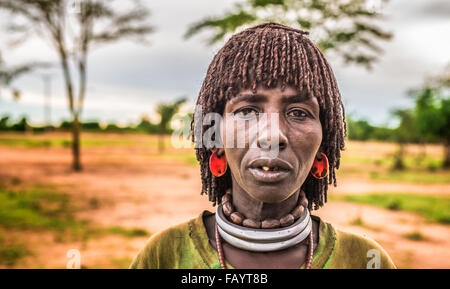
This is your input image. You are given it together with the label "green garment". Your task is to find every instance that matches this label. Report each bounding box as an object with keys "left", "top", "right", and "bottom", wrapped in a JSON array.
[{"left": 130, "top": 211, "right": 396, "bottom": 269}]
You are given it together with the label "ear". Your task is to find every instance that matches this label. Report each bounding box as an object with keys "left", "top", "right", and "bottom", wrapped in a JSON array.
[
  {"left": 315, "top": 150, "right": 323, "bottom": 160},
  {"left": 214, "top": 148, "right": 226, "bottom": 158}
]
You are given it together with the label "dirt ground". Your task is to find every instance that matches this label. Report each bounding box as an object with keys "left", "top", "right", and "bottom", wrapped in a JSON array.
[{"left": 0, "top": 133, "right": 449, "bottom": 269}]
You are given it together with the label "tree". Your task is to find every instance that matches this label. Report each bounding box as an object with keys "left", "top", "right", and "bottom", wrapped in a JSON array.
[
  {"left": 0, "top": 51, "right": 45, "bottom": 100},
  {"left": 441, "top": 97, "right": 450, "bottom": 168},
  {"left": 347, "top": 116, "right": 374, "bottom": 141},
  {"left": 136, "top": 116, "right": 158, "bottom": 134},
  {"left": 0, "top": 115, "right": 10, "bottom": 131},
  {"left": 412, "top": 84, "right": 450, "bottom": 169},
  {"left": 391, "top": 108, "right": 416, "bottom": 170},
  {"left": 0, "top": 0, "right": 154, "bottom": 171},
  {"left": 155, "top": 97, "right": 187, "bottom": 153},
  {"left": 11, "top": 116, "right": 31, "bottom": 132},
  {"left": 185, "top": 0, "right": 392, "bottom": 69}
]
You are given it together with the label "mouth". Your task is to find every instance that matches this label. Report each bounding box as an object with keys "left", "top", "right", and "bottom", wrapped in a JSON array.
[
  {"left": 247, "top": 158, "right": 293, "bottom": 183},
  {"left": 253, "top": 165, "right": 288, "bottom": 172}
]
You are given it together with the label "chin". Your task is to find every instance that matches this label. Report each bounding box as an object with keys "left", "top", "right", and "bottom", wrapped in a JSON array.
[{"left": 247, "top": 186, "right": 292, "bottom": 204}]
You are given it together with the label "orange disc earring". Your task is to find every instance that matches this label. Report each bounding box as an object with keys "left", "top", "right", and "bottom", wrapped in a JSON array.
[
  {"left": 209, "top": 150, "right": 227, "bottom": 177},
  {"left": 310, "top": 152, "right": 329, "bottom": 179}
]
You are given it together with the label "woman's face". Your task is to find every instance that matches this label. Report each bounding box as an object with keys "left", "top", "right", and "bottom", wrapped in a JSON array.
[{"left": 221, "top": 84, "right": 322, "bottom": 203}]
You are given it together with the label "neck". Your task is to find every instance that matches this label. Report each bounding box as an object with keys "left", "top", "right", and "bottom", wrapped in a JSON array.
[{"left": 231, "top": 178, "right": 301, "bottom": 221}]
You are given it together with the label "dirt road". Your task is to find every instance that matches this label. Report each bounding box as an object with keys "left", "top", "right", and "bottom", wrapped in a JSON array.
[{"left": 0, "top": 135, "right": 449, "bottom": 268}]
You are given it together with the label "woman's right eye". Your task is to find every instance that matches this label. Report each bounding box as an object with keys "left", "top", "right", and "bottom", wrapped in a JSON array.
[{"left": 234, "top": 107, "right": 259, "bottom": 119}]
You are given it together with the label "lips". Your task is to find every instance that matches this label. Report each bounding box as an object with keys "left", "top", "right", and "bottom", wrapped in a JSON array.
[
  {"left": 248, "top": 158, "right": 294, "bottom": 171},
  {"left": 247, "top": 158, "right": 293, "bottom": 183}
]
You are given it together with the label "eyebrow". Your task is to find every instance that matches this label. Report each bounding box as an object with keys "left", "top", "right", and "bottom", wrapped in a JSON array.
[
  {"left": 281, "top": 93, "right": 310, "bottom": 104},
  {"left": 233, "top": 93, "right": 267, "bottom": 103}
]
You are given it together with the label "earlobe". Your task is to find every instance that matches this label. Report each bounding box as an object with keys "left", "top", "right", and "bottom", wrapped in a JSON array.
[
  {"left": 316, "top": 151, "right": 323, "bottom": 160},
  {"left": 215, "top": 148, "right": 225, "bottom": 158},
  {"left": 310, "top": 152, "right": 328, "bottom": 179},
  {"left": 210, "top": 149, "right": 227, "bottom": 177}
]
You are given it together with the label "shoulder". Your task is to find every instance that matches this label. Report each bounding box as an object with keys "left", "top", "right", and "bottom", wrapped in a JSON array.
[
  {"left": 129, "top": 214, "right": 199, "bottom": 269},
  {"left": 326, "top": 224, "right": 397, "bottom": 269}
]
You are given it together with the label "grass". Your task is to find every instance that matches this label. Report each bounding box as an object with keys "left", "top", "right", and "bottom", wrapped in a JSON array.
[
  {"left": 0, "top": 135, "right": 174, "bottom": 148},
  {"left": 106, "top": 226, "right": 150, "bottom": 238},
  {"left": 2, "top": 133, "right": 448, "bottom": 179},
  {"left": 0, "top": 187, "right": 82, "bottom": 231},
  {"left": 0, "top": 137, "right": 55, "bottom": 148},
  {"left": 152, "top": 152, "right": 198, "bottom": 166},
  {"left": 111, "top": 257, "right": 133, "bottom": 269},
  {"left": 0, "top": 186, "right": 83, "bottom": 266},
  {"left": 341, "top": 155, "right": 443, "bottom": 168},
  {"left": 349, "top": 217, "right": 365, "bottom": 226},
  {"left": 402, "top": 231, "right": 428, "bottom": 241},
  {"left": 0, "top": 186, "right": 151, "bottom": 236},
  {"left": 340, "top": 154, "right": 450, "bottom": 184},
  {"left": 330, "top": 193, "right": 450, "bottom": 224},
  {"left": 348, "top": 216, "right": 381, "bottom": 231},
  {"left": 0, "top": 243, "right": 30, "bottom": 266},
  {"left": 0, "top": 233, "right": 31, "bottom": 266},
  {"left": 0, "top": 137, "right": 135, "bottom": 148},
  {"left": 369, "top": 170, "right": 450, "bottom": 184},
  {"left": 0, "top": 185, "right": 150, "bottom": 266},
  {"left": 339, "top": 144, "right": 449, "bottom": 185}
]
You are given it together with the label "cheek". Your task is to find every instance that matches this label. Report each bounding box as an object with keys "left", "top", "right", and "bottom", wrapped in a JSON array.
[
  {"left": 221, "top": 117, "right": 249, "bottom": 180},
  {"left": 221, "top": 116, "right": 256, "bottom": 149},
  {"left": 290, "top": 123, "right": 323, "bottom": 164},
  {"left": 224, "top": 147, "right": 246, "bottom": 181}
]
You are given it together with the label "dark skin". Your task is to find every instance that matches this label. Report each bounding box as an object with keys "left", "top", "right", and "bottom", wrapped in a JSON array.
[{"left": 203, "top": 84, "right": 323, "bottom": 269}]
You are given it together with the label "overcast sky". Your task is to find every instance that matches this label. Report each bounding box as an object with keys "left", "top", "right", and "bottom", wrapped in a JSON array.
[{"left": 0, "top": 0, "right": 449, "bottom": 127}]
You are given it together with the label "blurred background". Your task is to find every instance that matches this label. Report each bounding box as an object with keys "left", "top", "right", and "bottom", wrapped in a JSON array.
[{"left": 0, "top": 0, "right": 448, "bottom": 269}]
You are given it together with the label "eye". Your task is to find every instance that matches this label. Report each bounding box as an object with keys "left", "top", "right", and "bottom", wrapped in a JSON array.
[
  {"left": 234, "top": 107, "right": 259, "bottom": 119},
  {"left": 287, "top": 109, "right": 308, "bottom": 119}
]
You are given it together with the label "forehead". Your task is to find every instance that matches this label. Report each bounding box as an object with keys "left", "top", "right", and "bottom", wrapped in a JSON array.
[{"left": 225, "top": 84, "right": 316, "bottom": 108}]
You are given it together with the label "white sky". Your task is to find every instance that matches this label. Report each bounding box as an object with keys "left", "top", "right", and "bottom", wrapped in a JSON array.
[{"left": 0, "top": 0, "right": 449, "bottom": 127}]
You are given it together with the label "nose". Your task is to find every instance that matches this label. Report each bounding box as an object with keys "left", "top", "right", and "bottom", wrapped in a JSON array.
[{"left": 257, "top": 126, "right": 288, "bottom": 151}]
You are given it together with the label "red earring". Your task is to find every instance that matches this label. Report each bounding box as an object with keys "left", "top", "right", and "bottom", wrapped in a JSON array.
[
  {"left": 210, "top": 150, "right": 227, "bottom": 177},
  {"left": 311, "top": 152, "right": 329, "bottom": 179}
]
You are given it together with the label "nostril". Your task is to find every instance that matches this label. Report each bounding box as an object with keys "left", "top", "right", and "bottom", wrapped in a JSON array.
[
  {"left": 258, "top": 139, "right": 270, "bottom": 149},
  {"left": 257, "top": 139, "right": 287, "bottom": 150}
]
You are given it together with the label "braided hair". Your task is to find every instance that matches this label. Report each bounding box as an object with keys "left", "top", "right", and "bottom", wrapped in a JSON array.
[{"left": 191, "top": 22, "right": 346, "bottom": 210}]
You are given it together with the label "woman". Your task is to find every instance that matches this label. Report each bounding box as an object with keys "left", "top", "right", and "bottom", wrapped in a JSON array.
[{"left": 130, "top": 22, "right": 396, "bottom": 269}]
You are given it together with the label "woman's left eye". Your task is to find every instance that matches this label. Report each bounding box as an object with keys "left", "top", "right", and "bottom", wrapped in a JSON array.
[{"left": 287, "top": 109, "right": 308, "bottom": 119}]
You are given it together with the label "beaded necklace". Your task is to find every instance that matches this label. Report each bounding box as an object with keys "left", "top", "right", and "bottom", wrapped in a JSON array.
[{"left": 215, "top": 190, "right": 314, "bottom": 269}]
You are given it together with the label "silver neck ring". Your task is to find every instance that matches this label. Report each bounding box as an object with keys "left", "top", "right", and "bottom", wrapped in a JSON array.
[{"left": 215, "top": 205, "right": 312, "bottom": 252}]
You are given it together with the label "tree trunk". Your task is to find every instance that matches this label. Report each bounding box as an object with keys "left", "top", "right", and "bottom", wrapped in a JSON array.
[
  {"left": 158, "top": 130, "right": 165, "bottom": 153},
  {"left": 55, "top": 33, "right": 81, "bottom": 171},
  {"left": 72, "top": 114, "right": 82, "bottom": 171},
  {"left": 444, "top": 139, "right": 450, "bottom": 169},
  {"left": 392, "top": 142, "right": 405, "bottom": 171},
  {"left": 415, "top": 139, "right": 426, "bottom": 166}
]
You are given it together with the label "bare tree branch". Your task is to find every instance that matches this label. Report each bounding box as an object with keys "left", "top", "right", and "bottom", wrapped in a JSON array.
[
  {"left": 0, "top": 0, "right": 154, "bottom": 170},
  {"left": 185, "top": 0, "right": 393, "bottom": 69}
]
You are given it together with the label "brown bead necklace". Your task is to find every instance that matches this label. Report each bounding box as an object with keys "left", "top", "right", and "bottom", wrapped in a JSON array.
[
  {"left": 221, "top": 189, "right": 309, "bottom": 229},
  {"left": 215, "top": 190, "right": 314, "bottom": 269}
]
